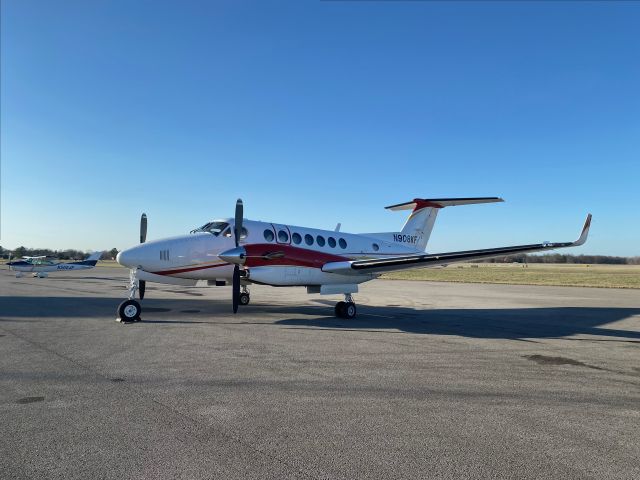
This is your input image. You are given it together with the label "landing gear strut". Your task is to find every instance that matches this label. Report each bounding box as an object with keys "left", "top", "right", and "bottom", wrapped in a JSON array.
[
  {"left": 117, "top": 268, "right": 142, "bottom": 322},
  {"left": 239, "top": 286, "right": 250, "bottom": 306},
  {"left": 335, "top": 294, "right": 357, "bottom": 319}
]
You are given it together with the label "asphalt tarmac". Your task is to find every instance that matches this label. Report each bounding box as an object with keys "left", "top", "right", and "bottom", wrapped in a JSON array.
[{"left": 1, "top": 267, "right": 639, "bottom": 479}]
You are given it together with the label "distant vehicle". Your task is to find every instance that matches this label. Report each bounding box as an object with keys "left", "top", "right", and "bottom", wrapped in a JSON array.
[
  {"left": 115, "top": 197, "right": 591, "bottom": 322},
  {"left": 7, "top": 252, "right": 103, "bottom": 278}
]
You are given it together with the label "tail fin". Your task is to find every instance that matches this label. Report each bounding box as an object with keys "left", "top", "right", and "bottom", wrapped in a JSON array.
[
  {"left": 86, "top": 251, "right": 103, "bottom": 262},
  {"left": 386, "top": 197, "right": 503, "bottom": 250},
  {"left": 71, "top": 251, "right": 103, "bottom": 267}
]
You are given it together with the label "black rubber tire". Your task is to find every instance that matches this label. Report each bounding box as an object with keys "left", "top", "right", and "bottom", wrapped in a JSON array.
[
  {"left": 239, "top": 292, "right": 250, "bottom": 306},
  {"left": 335, "top": 301, "right": 346, "bottom": 318},
  {"left": 343, "top": 302, "right": 357, "bottom": 319},
  {"left": 118, "top": 299, "right": 141, "bottom": 322}
]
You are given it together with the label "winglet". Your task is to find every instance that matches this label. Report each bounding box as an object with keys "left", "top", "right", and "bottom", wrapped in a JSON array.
[{"left": 572, "top": 214, "right": 592, "bottom": 246}]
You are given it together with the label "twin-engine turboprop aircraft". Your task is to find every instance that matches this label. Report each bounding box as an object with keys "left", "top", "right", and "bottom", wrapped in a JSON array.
[
  {"left": 8, "top": 252, "right": 103, "bottom": 278},
  {"left": 115, "top": 197, "right": 592, "bottom": 322}
]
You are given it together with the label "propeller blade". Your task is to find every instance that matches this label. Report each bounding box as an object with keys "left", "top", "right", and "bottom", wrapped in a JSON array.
[
  {"left": 234, "top": 199, "right": 243, "bottom": 248},
  {"left": 139, "top": 280, "right": 146, "bottom": 300},
  {"left": 140, "top": 213, "right": 148, "bottom": 244},
  {"left": 232, "top": 265, "right": 240, "bottom": 314}
]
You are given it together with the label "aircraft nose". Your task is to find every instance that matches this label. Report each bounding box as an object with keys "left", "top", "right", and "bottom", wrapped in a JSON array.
[{"left": 116, "top": 248, "right": 135, "bottom": 268}]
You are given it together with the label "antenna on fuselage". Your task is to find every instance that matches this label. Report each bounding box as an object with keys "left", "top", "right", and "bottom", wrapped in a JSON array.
[{"left": 334, "top": 223, "right": 341, "bottom": 232}]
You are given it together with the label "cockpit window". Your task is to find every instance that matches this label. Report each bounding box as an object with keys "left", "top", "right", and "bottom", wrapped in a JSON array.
[
  {"left": 190, "top": 221, "right": 229, "bottom": 235},
  {"left": 224, "top": 226, "right": 248, "bottom": 238}
]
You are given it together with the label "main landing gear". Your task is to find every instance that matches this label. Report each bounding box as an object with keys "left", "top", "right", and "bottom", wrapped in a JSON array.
[
  {"left": 239, "top": 286, "right": 251, "bottom": 306},
  {"left": 335, "top": 294, "right": 357, "bottom": 319},
  {"left": 117, "top": 268, "right": 142, "bottom": 322}
]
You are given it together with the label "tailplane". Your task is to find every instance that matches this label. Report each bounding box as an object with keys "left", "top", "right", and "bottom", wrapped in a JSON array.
[{"left": 385, "top": 197, "right": 503, "bottom": 250}]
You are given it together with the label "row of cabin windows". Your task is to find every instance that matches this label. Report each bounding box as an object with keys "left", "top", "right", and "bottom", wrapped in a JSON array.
[{"left": 263, "top": 229, "right": 350, "bottom": 249}]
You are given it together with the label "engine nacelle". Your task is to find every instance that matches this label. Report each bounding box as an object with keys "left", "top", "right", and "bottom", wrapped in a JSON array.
[{"left": 246, "top": 265, "right": 371, "bottom": 286}]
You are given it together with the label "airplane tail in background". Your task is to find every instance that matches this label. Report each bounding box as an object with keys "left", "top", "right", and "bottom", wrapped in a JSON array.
[
  {"left": 71, "top": 251, "right": 103, "bottom": 267},
  {"left": 385, "top": 197, "right": 504, "bottom": 251}
]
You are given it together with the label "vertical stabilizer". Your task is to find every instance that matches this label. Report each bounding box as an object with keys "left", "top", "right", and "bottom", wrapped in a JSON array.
[{"left": 385, "top": 197, "right": 503, "bottom": 251}]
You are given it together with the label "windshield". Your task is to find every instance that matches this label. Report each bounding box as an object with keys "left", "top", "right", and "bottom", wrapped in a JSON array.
[{"left": 190, "top": 221, "right": 229, "bottom": 235}]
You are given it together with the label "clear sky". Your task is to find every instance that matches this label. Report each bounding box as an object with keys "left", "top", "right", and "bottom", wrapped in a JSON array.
[{"left": 1, "top": 1, "right": 639, "bottom": 256}]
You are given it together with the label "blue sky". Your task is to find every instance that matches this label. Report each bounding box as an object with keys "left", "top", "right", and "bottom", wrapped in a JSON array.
[{"left": 2, "top": 1, "right": 639, "bottom": 255}]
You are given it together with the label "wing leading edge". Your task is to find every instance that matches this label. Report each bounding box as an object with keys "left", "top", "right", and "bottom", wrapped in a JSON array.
[{"left": 322, "top": 214, "right": 592, "bottom": 275}]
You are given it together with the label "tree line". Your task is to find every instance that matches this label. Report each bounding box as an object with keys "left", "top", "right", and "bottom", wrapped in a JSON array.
[
  {"left": 0, "top": 246, "right": 119, "bottom": 261},
  {"left": 475, "top": 253, "right": 640, "bottom": 265}
]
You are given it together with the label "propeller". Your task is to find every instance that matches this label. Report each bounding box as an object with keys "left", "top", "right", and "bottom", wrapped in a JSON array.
[
  {"left": 139, "top": 213, "right": 147, "bottom": 300},
  {"left": 140, "top": 213, "right": 147, "bottom": 244},
  {"left": 232, "top": 199, "right": 243, "bottom": 313}
]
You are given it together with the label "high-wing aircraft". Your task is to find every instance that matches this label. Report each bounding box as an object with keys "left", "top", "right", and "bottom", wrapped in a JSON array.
[
  {"left": 115, "top": 197, "right": 591, "bottom": 322},
  {"left": 7, "top": 251, "right": 103, "bottom": 278}
]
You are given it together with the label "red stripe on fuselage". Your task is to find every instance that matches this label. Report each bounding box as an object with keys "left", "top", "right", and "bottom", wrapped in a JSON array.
[{"left": 243, "top": 244, "right": 348, "bottom": 268}]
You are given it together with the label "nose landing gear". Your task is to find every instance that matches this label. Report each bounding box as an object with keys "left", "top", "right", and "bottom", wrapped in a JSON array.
[
  {"left": 117, "top": 268, "right": 142, "bottom": 322},
  {"left": 335, "top": 294, "right": 357, "bottom": 319}
]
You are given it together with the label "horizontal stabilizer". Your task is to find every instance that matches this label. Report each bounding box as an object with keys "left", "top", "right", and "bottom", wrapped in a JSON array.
[{"left": 386, "top": 197, "right": 503, "bottom": 211}]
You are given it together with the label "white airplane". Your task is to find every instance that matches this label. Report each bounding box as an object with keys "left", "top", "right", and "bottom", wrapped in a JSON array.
[
  {"left": 7, "top": 252, "right": 103, "bottom": 278},
  {"left": 115, "top": 197, "right": 592, "bottom": 322}
]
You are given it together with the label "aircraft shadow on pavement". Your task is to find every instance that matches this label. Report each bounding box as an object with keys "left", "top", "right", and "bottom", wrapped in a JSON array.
[{"left": 1, "top": 295, "right": 639, "bottom": 341}]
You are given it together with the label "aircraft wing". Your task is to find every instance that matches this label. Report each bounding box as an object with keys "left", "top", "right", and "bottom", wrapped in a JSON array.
[{"left": 322, "top": 214, "right": 592, "bottom": 276}]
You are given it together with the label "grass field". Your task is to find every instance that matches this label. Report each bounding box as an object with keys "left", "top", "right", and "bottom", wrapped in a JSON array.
[
  {"left": 2, "top": 259, "right": 638, "bottom": 289},
  {"left": 382, "top": 263, "right": 640, "bottom": 289}
]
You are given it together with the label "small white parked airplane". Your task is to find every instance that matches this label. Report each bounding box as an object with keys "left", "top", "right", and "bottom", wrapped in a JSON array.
[
  {"left": 115, "top": 197, "right": 592, "bottom": 322},
  {"left": 8, "top": 252, "right": 103, "bottom": 278}
]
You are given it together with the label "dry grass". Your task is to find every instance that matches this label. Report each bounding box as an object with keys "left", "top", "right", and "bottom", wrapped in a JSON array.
[{"left": 382, "top": 263, "right": 640, "bottom": 289}]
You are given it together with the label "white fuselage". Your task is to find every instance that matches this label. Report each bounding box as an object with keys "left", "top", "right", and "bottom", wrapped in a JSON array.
[{"left": 117, "top": 219, "right": 421, "bottom": 287}]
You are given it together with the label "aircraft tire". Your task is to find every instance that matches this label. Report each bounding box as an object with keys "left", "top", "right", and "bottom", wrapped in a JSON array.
[
  {"left": 343, "top": 302, "right": 357, "bottom": 319},
  {"left": 335, "top": 301, "right": 346, "bottom": 318},
  {"left": 118, "top": 299, "right": 141, "bottom": 322},
  {"left": 239, "top": 293, "right": 250, "bottom": 306}
]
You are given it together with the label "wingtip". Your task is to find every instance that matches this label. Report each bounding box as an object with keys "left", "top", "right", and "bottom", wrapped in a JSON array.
[{"left": 573, "top": 213, "right": 592, "bottom": 246}]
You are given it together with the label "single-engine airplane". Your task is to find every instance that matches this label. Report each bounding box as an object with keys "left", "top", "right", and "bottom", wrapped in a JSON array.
[
  {"left": 115, "top": 197, "right": 591, "bottom": 322},
  {"left": 8, "top": 251, "right": 103, "bottom": 278}
]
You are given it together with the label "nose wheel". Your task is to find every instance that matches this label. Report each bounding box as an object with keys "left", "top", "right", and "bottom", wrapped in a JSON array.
[
  {"left": 118, "top": 299, "right": 142, "bottom": 322},
  {"left": 117, "top": 268, "right": 143, "bottom": 322},
  {"left": 335, "top": 294, "right": 357, "bottom": 319}
]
